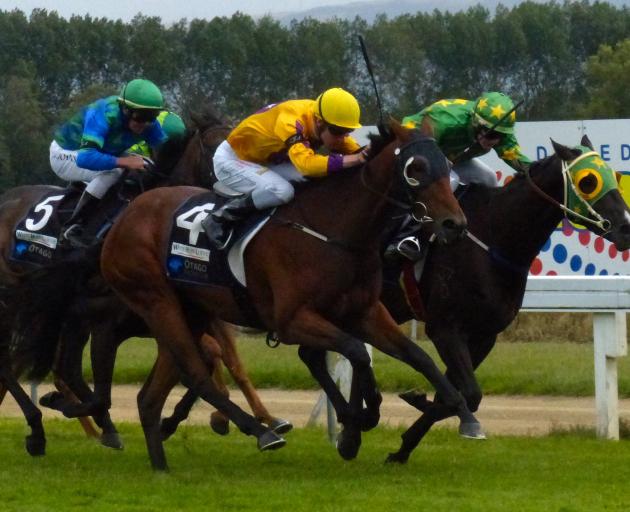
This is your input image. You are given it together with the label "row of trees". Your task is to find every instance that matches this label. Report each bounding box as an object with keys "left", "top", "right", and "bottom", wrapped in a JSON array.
[{"left": 2, "top": 1, "right": 630, "bottom": 190}]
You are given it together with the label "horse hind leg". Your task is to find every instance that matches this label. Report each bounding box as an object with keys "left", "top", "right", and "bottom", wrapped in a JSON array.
[
  {"left": 138, "top": 347, "right": 180, "bottom": 471},
  {"left": 212, "top": 323, "right": 293, "bottom": 434},
  {"left": 135, "top": 297, "right": 284, "bottom": 467},
  {"left": 0, "top": 368, "right": 45, "bottom": 456}
]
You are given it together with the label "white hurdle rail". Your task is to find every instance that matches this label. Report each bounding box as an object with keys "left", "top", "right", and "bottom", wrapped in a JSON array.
[
  {"left": 521, "top": 276, "right": 629, "bottom": 440},
  {"left": 311, "top": 276, "right": 630, "bottom": 441}
]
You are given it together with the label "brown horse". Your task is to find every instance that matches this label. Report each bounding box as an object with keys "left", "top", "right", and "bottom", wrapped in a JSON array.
[
  {"left": 0, "top": 109, "right": 287, "bottom": 454},
  {"left": 382, "top": 136, "right": 630, "bottom": 463},
  {"left": 100, "top": 121, "right": 475, "bottom": 470}
]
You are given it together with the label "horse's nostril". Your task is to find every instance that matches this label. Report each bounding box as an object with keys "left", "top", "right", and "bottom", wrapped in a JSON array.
[{"left": 443, "top": 218, "right": 465, "bottom": 233}]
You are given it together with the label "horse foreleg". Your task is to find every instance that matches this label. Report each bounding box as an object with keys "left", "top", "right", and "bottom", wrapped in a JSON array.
[
  {"left": 213, "top": 322, "right": 293, "bottom": 434},
  {"left": 357, "top": 302, "right": 479, "bottom": 443},
  {"left": 0, "top": 368, "right": 45, "bottom": 456},
  {"left": 279, "top": 307, "right": 377, "bottom": 460}
]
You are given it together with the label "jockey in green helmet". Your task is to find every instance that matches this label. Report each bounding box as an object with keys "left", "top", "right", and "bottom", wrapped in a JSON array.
[{"left": 50, "top": 78, "right": 168, "bottom": 248}]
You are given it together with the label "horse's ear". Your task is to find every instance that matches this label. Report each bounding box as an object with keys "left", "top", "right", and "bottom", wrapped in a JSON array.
[
  {"left": 580, "top": 134, "right": 594, "bottom": 150},
  {"left": 389, "top": 118, "right": 409, "bottom": 141},
  {"left": 551, "top": 138, "right": 581, "bottom": 161}
]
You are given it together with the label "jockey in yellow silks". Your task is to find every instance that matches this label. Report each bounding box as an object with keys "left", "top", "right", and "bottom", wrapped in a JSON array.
[{"left": 203, "top": 87, "right": 366, "bottom": 249}]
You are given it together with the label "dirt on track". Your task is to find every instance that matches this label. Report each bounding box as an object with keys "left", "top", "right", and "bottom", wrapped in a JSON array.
[{"left": 2, "top": 384, "right": 630, "bottom": 436}]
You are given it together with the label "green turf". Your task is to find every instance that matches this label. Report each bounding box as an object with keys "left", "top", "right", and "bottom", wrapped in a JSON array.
[
  {"left": 0, "top": 419, "right": 628, "bottom": 511},
  {"left": 92, "top": 333, "right": 630, "bottom": 397}
]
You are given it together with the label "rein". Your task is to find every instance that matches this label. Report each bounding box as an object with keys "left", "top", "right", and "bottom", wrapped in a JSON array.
[{"left": 278, "top": 136, "right": 440, "bottom": 252}]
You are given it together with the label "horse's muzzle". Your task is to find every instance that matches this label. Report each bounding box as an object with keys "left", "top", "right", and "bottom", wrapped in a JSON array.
[{"left": 436, "top": 217, "right": 467, "bottom": 245}]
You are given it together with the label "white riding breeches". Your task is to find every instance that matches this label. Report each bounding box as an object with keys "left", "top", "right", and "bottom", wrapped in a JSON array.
[
  {"left": 49, "top": 140, "right": 124, "bottom": 199},
  {"left": 452, "top": 157, "right": 498, "bottom": 187},
  {"left": 212, "top": 140, "right": 307, "bottom": 209}
]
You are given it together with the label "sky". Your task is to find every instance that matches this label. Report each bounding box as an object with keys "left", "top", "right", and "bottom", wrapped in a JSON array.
[{"left": 0, "top": 0, "right": 354, "bottom": 23}]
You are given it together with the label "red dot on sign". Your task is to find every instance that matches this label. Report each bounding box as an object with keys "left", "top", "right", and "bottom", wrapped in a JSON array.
[
  {"left": 530, "top": 258, "right": 542, "bottom": 275},
  {"left": 609, "top": 245, "right": 618, "bottom": 258},
  {"left": 546, "top": 270, "right": 558, "bottom": 276},
  {"left": 562, "top": 220, "right": 574, "bottom": 236},
  {"left": 623, "top": 250, "right": 629, "bottom": 262},
  {"left": 578, "top": 231, "right": 590, "bottom": 245},
  {"left": 496, "top": 171, "right": 502, "bottom": 182},
  {"left": 594, "top": 237, "right": 605, "bottom": 253}
]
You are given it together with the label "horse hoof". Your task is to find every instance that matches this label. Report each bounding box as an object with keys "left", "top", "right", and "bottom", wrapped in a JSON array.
[
  {"left": 210, "top": 414, "right": 230, "bottom": 436},
  {"left": 160, "top": 418, "right": 179, "bottom": 441},
  {"left": 459, "top": 422, "right": 487, "bottom": 440},
  {"left": 385, "top": 452, "right": 408, "bottom": 464},
  {"left": 257, "top": 430, "right": 286, "bottom": 451},
  {"left": 101, "top": 432, "right": 124, "bottom": 450},
  {"left": 336, "top": 429, "right": 361, "bottom": 460},
  {"left": 25, "top": 435, "right": 46, "bottom": 457},
  {"left": 399, "top": 390, "right": 430, "bottom": 412},
  {"left": 38, "top": 391, "right": 65, "bottom": 410},
  {"left": 269, "top": 418, "right": 293, "bottom": 435}
]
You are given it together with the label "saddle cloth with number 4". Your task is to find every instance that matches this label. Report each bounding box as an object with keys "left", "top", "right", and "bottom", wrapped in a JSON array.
[{"left": 165, "top": 191, "right": 270, "bottom": 287}]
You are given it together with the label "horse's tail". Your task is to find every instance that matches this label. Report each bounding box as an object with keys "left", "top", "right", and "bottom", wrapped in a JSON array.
[{"left": 1, "top": 261, "right": 88, "bottom": 381}]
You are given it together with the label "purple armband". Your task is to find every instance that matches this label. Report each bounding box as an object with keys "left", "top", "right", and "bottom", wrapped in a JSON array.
[{"left": 327, "top": 153, "right": 344, "bottom": 174}]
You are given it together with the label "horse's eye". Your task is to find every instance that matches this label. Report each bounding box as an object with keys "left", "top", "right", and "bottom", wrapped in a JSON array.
[{"left": 575, "top": 170, "right": 602, "bottom": 200}]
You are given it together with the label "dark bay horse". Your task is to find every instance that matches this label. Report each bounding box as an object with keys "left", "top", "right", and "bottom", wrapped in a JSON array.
[
  {"left": 383, "top": 136, "right": 630, "bottom": 463},
  {"left": 101, "top": 121, "right": 475, "bottom": 470},
  {"left": 0, "top": 109, "right": 290, "bottom": 454}
]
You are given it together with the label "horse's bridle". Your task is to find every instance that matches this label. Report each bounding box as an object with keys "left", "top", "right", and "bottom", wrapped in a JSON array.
[
  {"left": 360, "top": 136, "right": 449, "bottom": 225},
  {"left": 524, "top": 150, "right": 612, "bottom": 234}
]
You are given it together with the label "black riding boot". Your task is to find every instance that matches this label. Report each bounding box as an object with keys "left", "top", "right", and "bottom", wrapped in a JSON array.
[
  {"left": 60, "top": 190, "right": 100, "bottom": 249},
  {"left": 202, "top": 195, "right": 257, "bottom": 250},
  {"left": 384, "top": 217, "right": 423, "bottom": 262}
]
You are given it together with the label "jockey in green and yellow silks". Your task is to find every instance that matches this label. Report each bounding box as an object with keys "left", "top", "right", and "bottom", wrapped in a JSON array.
[
  {"left": 128, "top": 111, "right": 186, "bottom": 157},
  {"left": 403, "top": 92, "right": 531, "bottom": 187},
  {"left": 386, "top": 92, "right": 532, "bottom": 262}
]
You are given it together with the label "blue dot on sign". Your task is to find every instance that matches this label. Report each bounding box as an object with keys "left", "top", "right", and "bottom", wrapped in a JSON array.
[
  {"left": 585, "top": 263, "right": 596, "bottom": 275},
  {"left": 570, "top": 255, "right": 582, "bottom": 272},
  {"left": 541, "top": 238, "right": 551, "bottom": 252},
  {"left": 553, "top": 244, "right": 568, "bottom": 263},
  {"left": 600, "top": 269, "right": 609, "bottom": 275}
]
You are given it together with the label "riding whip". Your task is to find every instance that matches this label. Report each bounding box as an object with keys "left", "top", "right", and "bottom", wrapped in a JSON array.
[{"left": 358, "top": 34, "right": 388, "bottom": 136}]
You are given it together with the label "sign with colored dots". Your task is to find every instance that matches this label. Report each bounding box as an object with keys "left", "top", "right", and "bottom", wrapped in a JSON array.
[{"left": 481, "top": 119, "right": 630, "bottom": 276}]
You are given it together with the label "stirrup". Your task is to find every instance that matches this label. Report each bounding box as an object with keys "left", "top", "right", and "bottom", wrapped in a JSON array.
[
  {"left": 60, "top": 224, "right": 90, "bottom": 249},
  {"left": 214, "top": 228, "right": 234, "bottom": 251},
  {"left": 396, "top": 236, "right": 422, "bottom": 262}
]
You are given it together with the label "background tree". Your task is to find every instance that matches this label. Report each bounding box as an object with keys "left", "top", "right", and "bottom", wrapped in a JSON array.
[{"left": 581, "top": 38, "right": 630, "bottom": 118}]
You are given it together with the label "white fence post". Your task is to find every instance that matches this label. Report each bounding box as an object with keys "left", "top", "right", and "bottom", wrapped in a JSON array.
[{"left": 593, "top": 311, "right": 627, "bottom": 439}]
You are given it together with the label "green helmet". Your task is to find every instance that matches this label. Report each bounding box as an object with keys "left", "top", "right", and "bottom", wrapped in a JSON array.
[
  {"left": 118, "top": 79, "right": 164, "bottom": 110},
  {"left": 472, "top": 92, "right": 516, "bottom": 134},
  {"left": 159, "top": 111, "right": 186, "bottom": 139}
]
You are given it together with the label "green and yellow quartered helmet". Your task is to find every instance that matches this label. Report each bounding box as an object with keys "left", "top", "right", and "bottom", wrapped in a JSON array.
[
  {"left": 159, "top": 111, "right": 186, "bottom": 139},
  {"left": 118, "top": 78, "right": 164, "bottom": 110},
  {"left": 472, "top": 92, "right": 516, "bottom": 134},
  {"left": 313, "top": 87, "right": 362, "bottom": 130}
]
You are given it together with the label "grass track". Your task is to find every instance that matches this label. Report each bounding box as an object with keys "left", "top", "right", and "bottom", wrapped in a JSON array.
[{"left": 1, "top": 419, "right": 629, "bottom": 512}]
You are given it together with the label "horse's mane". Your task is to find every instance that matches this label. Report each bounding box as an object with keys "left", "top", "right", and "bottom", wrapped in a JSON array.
[{"left": 151, "top": 105, "right": 230, "bottom": 177}]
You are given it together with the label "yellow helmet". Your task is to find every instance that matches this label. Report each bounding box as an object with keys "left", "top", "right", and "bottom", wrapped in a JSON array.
[{"left": 314, "top": 87, "right": 361, "bottom": 130}]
